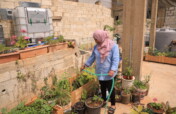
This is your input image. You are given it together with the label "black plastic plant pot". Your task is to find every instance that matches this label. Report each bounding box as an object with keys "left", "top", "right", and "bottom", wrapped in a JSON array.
[
  {"left": 73, "top": 101, "right": 85, "bottom": 114},
  {"left": 85, "top": 98, "right": 103, "bottom": 114},
  {"left": 132, "top": 93, "right": 140, "bottom": 103}
]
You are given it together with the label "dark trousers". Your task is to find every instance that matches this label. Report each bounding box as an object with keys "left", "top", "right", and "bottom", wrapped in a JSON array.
[{"left": 99, "top": 79, "right": 115, "bottom": 105}]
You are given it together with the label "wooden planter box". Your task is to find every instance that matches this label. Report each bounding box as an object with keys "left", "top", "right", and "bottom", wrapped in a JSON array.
[
  {"left": 71, "top": 79, "right": 96, "bottom": 105},
  {"left": 19, "top": 45, "right": 48, "bottom": 59},
  {"left": 53, "top": 105, "right": 64, "bottom": 114},
  {"left": 48, "top": 43, "right": 68, "bottom": 53},
  {"left": 145, "top": 54, "right": 176, "bottom": 65},
  {"left": 0, "top": 52, "right": 20, "bottom": 64}
]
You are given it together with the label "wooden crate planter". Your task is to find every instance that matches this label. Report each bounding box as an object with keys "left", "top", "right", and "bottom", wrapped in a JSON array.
[
  {"left": 71, "top": 80, "right": 96, "bottom": 105},
  {"left": 0, "top": 52, "right": 20, "bottom": 64},
  {"left": 48, "top": 43, "right": 68, "bottom": 53},
  {"left": 145, "top": 54, "right": 176, "bottom": 65},
  {"left": 19, "top": 45, "right": 48, "bottom": 59}
]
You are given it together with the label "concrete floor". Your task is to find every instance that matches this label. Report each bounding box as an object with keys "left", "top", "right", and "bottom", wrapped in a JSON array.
[
  {"left": 142, "top": 61, "right": 176, "bottom": 107},
  {"left": 100, "top": 61, "right": 176, "bottom": 114}
]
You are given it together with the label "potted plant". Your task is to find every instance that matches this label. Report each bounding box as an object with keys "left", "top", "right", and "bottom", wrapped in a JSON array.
[
  {"left": 122, "top": 66, "right": 135, "bottom": 88},
  {"left": 147, "top": 98, "right": 165, "bottom": 114},
  {"left": 0, "top": 44, "right": 19, "bottom": 64},
  {"left": 131, "top": 90, "right": 140, "bottom": 103},
  {"left": 165, "top": 101, "right": 176, "bottom": 114},
  {"left": 115, "top": 94, "right": 121, "bottom": 102},
  {"left": 85, "top": 95, "right": 103, "bottom": 114},
  {"left": 121, "top": 88, "right": 131, "bottom": 104},
  {"left": 115, "top": 80, "right": 122, "bottom": 95},
  {"left": 133, "top": 80, "right": 148, "bottom": 99},
  {"left": 143, "top": 74, "right": 151, "bottom": 96}
]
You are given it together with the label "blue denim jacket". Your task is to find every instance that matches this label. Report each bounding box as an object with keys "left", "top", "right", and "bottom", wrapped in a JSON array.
[{"left": 85, "top": 44, "right": 119, "bottom": 81}]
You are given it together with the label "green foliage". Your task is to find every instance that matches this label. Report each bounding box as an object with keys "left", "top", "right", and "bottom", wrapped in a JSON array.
[
  {"left": 72, "top": 74, "right": 94, "bottom": 91},
  {"left": 115, "top": 80, "right": 121, "bottom": 89},
  {"left": 56, "top": 78, "right": 71, "bottom": 92},
  {"left": 92, "top": 95, "right": 103, "bottom": 102},
  {"left": 123, "top": 66, "right": 133, "bottom": 76},
  {"left": 133, "top": 80, "right": 147, "bottom": 90},
  {"left": 81, "top": 90, "right": 88, "bottom": 102},
  {"left": 114, "top": 20, "right": 122, "bottom": 25},
  {"left": 44, "top": 35, "right": 65, "bottom": 45},
  {"left": 148, "top": 48, "right": 176, "bottom": 58},
  {"left": 123, "top": 88, "right": 131, "bottom": 95},
  {"left": 104, "top": 25, "right": 115, "bottom": 32},
  {"left": 56, "top": 89, "right": 71, "bottom": 106},
  {"left": 143, "top": 74, "right": 151, "bottom": 84},
  {"left": 15, "top": 36, "right": 29, "bottom": 49},
  {"left": 0, "top": 44, "right": 12, "bottom": 54},
  {"left": 6, "top": 99, "right": 53, "bottom": 114},
  {"left": 149, "top": 103, "right": 163, "bottom": 110}
]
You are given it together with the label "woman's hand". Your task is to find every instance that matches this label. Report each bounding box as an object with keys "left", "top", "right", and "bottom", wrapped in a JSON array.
[
  {"left": 108, "top": 70, "right": 115, "bottom": 77},
  {"left": 81, "top": 65, "right": 88, "bottom": 71}
]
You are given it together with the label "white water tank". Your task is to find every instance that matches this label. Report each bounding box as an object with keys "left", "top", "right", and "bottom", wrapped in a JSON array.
[
  {"left": 155, "top": 28, "right": 176, "bottom": 51},
  {"left": 13, "top": 7, "right": 53, "bottom": 40}
]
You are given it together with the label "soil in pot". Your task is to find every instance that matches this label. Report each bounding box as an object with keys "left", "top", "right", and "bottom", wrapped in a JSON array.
[
  {"left": 85, "top": 97, "right": 103, "bottom": 114},
  {"left": 73, "top": 101, "right": 85, "bottom": 114},
  {"left": 147, "top": 103, "right": 165, "bottom": 114}
]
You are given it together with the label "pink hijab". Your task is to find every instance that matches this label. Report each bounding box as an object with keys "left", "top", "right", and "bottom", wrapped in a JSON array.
[{"left": 93, "top": 30, "right": 114, "bottom": 63}]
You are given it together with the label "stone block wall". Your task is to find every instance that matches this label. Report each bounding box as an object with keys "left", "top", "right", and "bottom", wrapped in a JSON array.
[
  {"left": 0, "top": 0, "right": 114, "bottom": 44},
  {"left": 0, "top": 48, "right": 77, "bottom": 110},
  {"left": 164, "top": 7, "right": 176, "bottom": 28}
]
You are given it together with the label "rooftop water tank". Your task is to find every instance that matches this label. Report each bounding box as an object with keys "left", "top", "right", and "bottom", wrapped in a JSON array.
[
  {"left": 13, "top": 7, "right": 53, "bottom": 42},
  {"left": 155, "top": 28, "right": 176, "bottom": 51}
]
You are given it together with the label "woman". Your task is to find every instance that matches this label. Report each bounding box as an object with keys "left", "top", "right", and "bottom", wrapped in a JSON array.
[{"left": 82, "top": 30, "right": 119, "bottom": 114}]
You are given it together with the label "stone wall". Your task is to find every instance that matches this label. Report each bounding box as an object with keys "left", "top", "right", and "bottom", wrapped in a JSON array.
[
  {"left": 0, "top": 48, "right": 77, "bottom": 110},
  {"left": 0, "top": 0, "right": 114, "bottom": 44},
  {"left": 164, "top": 7, "right": 176, "bottom": 28}
]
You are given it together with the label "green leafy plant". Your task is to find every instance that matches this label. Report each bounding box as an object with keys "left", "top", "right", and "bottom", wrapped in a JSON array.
[
  {"left": 81, "top": 90, "right": 88, "bottom": 102},
  {"left": 104, "top": 25, "right": 115, "bottom": 32},
  {"left": 148, "top": 47, "right": 176, "bottom": 58},
  {"left": 123, "top": 66, "right": 133, "bottom": 80},
  {"left": 122, "top": 88, "right": 131, "bottom": 95},
  {"left": 72, "top": 75, "right": 94, "bottom": 91},
  {"left": 5, "top": 99, "right": 53, "bottom": 114},
  {"left": 44, "top": 35, "right": 65, "bottom": 45},
  {"left": 0, "top": 44, "right": 13, "bottom": 54},
  {"left": 133, "top": 80, "right": 147, "bottom": 90},
  {"left": 115, "top": 20, "right": 122, "bottom": 25},
  {"left": 56, "top": 78, "right": 71, "bottom": 92},
  {"left": 56, "top": 89, "right": 71, "bottom": 106},
  {"left": 15, "top": 36, "right": 29, "bottom": 49},
  {"left": 92, "top": 95, "right": 103, "bottom": 102},
  {"left": 149, "top": 103, "right": 163, "bottom": 110}
]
